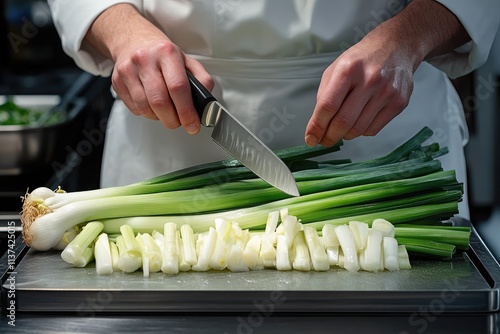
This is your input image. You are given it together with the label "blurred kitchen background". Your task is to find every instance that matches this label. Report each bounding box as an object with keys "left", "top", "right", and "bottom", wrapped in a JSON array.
[
  {"left": 0, "top": 1, "right": 499, "bottom": 259},
  {"left": 0, "top": 1, "right": 114, "bottom": 253}
]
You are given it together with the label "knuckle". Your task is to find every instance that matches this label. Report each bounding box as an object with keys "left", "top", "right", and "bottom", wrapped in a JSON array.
[
  {"left": 168, "top": 79, "right": 189, "bottom": 95},
  {"left": 317, "top": 95, "right": 340, "bottom": 115},
  {"left": 130, "top": 48, "right": 150, "bottom": 65},
  {"left": 365, "top": 66, "right": 384, "bottom": 87},
  {"left": 333, "top": 112, "right": 353, "bottom": 131},
  {"left": 347, "top": 125, "right": 364, "bottom": 138},
  {"left": 336, "top": 56, "right": 364, "bottom": 75},
  {"left": 334, "top": 62, "right": 355, "bottom": 82},
  {"left": 156, "top": 40, "right": 179, "bottom": 56},
  {"left": 114, "top": 61, "right": 133, "bottom": 77},
  {"left": 131, "top": 95, "right": 150, "bottom": 114},
  {"left": 307, "top": 118, "right": 327, "bottom": 133},
  {"left": 148, "top": 95, "right": 168, "bottom": 110},
  {"left": 336, "top": 57, "right": 356, "bottom": 71}
]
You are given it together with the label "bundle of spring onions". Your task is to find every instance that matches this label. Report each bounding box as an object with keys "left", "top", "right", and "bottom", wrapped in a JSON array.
[{"left": 21, "top": 126, "right": 471, "bottom": 274}]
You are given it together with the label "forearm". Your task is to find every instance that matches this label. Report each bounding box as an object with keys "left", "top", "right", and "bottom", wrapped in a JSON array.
[
  {"left": 372, "top": 0, "right": 471, "bottom": 70},
  {"left": 84, "top": 3, "right": 169, "bottom": 62}
]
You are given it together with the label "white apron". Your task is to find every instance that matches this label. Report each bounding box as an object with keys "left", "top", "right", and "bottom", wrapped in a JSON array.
[{"left": 100, "top": 0, "right": 470, "bottom": 218}]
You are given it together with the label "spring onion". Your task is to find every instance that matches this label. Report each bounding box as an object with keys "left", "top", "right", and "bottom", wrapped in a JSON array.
[
  {"left": 180, "top": 225, "right": 197, "bottom": 266},
  {"left": 22, "top": 126, "right": 472, "bottom": 276},
  {"left": 242, "top": 235, "right": 262, "bottom": 270},
  {"left": 227, "top": 239, "right": 249, "bottom": 272},
  {"left": 276, "top": 235, "right": 292, "bottom": 271},
  {"left": 303, "top": 226, "right": 329, "bottom": 271},
  {"left": 73, "top": 244, "right": 94, "bottom": 268},
  {"left": 292, "top": 231, "right": 312, "bottom": 271},
  {"left": 109, "top": 241, "right": 119, "bottom": 272},
  {"left": 192, "top": 227, "right": 217, "bottom": 272},
  {"left": 22, "top": 126, "right": 460, "bottom": 252},
  {"left": 58, "top": 211, "right": 464, "bottom": 275},
  {"left": 335, "top": 225, "right": 360, "bottom": 272},
  {"left": 349, "top": 221, "right": 369, "bottom": 252},
  {"left": 116, "top": 225, "right": 142, "bottom": 273},
  {"left": 136, "top": 232, "right": 162, "bottom": 277},
  {"left": 60, "top": 221, "right": 103, "bottom": 266},
  {"left": 161, "top": 223, "right": 179, "bottom": 275},
  {"left": 94, "top": 233, "right": 113, "bottom": 275},
  {"left": 362, "top": 229, "right": 383, "bottom": 272},
  {"left": 398, "top": 245, "right": 412, "bottom": 270},
  {"left": 372, "top": 218, "right": 396, "bottom": 238},
  {"left": 383, "top": 237, "right": 399, "bottom": 271}
]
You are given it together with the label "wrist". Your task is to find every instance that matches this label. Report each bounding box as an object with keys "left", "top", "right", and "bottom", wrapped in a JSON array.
[
  {"left": 362, "top": 20, "right": 426, "bottom": 73},
  {"left": 365, "top": 0, "right": 470, "bottom": 72},
  {"left": 86, "top": 3, "right": 169, "bottom": 62}
]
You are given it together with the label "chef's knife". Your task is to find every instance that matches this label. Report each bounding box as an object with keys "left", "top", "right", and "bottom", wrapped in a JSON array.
[{"left": 186, "top": 71, "right": 300, "bottom": 197}]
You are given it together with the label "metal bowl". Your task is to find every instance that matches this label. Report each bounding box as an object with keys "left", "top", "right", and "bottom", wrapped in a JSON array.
[{"left": 0, "top": 96, "right": 87, "bottom": 175}]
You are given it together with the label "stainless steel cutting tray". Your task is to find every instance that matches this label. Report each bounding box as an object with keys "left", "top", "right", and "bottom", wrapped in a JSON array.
[{"left": 2, "top": 218, "right": 499, "bottom": 314}]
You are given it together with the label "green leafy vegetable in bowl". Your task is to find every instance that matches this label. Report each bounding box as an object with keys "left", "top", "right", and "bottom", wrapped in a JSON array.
[{"left": 0, "top": 97, "right": 65, "bottom": 126}]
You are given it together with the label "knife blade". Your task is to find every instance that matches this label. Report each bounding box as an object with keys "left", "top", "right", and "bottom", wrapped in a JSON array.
[{"left": 186, "top": 71, "right": 300, "bottom": 197}]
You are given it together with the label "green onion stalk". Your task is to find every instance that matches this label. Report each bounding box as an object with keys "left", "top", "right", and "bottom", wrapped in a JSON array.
[{"left": 21, "top": 126, "right": 466, "bottom": 254}]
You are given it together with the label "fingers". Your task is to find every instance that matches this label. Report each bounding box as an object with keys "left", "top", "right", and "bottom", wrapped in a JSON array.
[
  {"left": 304, "top": 65, "right": 351, "bottom": 147},
  {"left": 341, "top": 96, "right": 383, "bottom": 140},
  {"left": 112, "top": 40, "right": 213, "bottom": 134},
  {"left": 157, "top": 54, "right": 214, "bottom": 134},
  {"left": 112, "top": 62, "right": 160, "bottom": 121},
  {"left": 317, "top": 86, "right": 371, "bottom": 147},
  {"left": 306, "top": 54, "right": 413, "bottom": 147}
]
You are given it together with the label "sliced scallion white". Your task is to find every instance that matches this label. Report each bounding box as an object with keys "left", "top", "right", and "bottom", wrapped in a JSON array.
[
  {"left": 161, "top": 222, "right": 179, "bottom": 275},
  {"left": 242, "top": 235, "right": 262, "bottom": 270},
  {"left": 94, "top": 233, "right": 113, "bottom": 275},
  {"left": 362, "top": 229, "right": 383, "bottom": 272},
  {"left": 180, "top": 224, "right": 197, "bottom": 265},
  {"left": 276, "top": 235, "right": 292, "bottom": 271},
  {"left": 227, "top": 240, "right": 249, "bottom": 272},
  {"left": 292, "top": 230, "right": 311, "bottom": 271},
  {"left": 383, "top": 237, "right": 400, "bottom": 271},
  {"left": 116, "top": 225, "right": 142, "bottom": 273},
  {"left": 303, "top": 226, "right": 329, "bottom": 271},
  {"left": 61, "top": 221, "right": 103, "bottom": 265},
  {"left": 398, "top": 245, "right": 412, "bottom": 270},
  {"left": 335, "top": 225, "right": 359, "bottom": 272}
]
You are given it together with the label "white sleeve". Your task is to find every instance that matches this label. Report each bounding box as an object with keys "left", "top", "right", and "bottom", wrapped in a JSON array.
[
  {"left": 428, "top": 0, "right": 500, "bottom": 79},
  {"left": 48, "top": 0, "right": 143, "bottom": 77}
]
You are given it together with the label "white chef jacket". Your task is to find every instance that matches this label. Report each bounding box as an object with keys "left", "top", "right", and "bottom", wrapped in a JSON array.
[{"left": 48, "top": 0, "right": 500, "bottom": 219}]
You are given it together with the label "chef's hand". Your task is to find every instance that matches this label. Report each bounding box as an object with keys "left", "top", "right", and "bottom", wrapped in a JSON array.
[
  {"left": 305, "top": 0, "right": 470, "bottom": 147},
  {"left": 85, "top": 4, "right": 212, "bottom": 134},
  {"left": 305, "top": 34, "right": 414, "bottom": 147},
  {"left": 112, "top": 39, "right": 212, "bottom": 134}
]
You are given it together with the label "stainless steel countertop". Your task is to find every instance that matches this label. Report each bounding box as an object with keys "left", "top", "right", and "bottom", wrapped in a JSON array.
[
  {"left": 1, "top": 218, "right": 499, "bottom": 333},
  {"left": 0, "top": 312, "right": 498, "bottom": 334}
]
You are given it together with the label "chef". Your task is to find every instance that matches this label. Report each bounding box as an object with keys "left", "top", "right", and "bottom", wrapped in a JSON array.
[{"left": 48, "top": 0, "right": 499, "bottom": 219}]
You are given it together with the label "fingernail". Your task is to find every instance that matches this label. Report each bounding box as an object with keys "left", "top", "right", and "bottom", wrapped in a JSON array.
[
  {"left": 186, "top": 123, "right": 199, "bottom": 135},
  {"left": 305, "top": 135, "right": 318, "bottom": 147}
]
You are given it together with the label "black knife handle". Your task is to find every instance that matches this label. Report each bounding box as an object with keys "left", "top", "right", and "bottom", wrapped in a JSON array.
[{"left": 186, "top": 70, "right": 216, "bottom": 122}]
